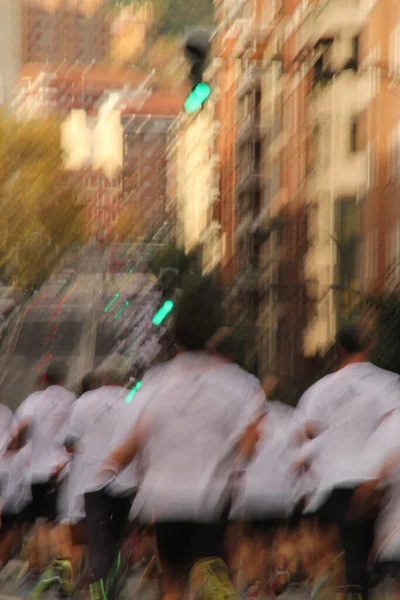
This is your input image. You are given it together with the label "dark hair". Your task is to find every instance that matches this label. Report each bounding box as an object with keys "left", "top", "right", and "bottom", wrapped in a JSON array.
[
  {"left": 173, "top": 277, "right": 223, "bottom": 351},
  {"left": 335, "top": 320, "right": 372, "bottom": 355},
  {"left": 100, "top": 369, "right": 124, "bottom": 386},
  {"left": 80, "top": 372, "right": 101, "bottom": 395},
  {"left": 208, "top": 327, "right": 238, "bottom": 361},
  {"left": 45, "top": 360, "right": 69, "bottom": 386}
]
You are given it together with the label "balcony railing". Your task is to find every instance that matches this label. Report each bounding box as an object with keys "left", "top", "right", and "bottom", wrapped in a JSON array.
[
  {"left": 297, "top": 0, "right": 363, "bottom": 55},
  {"left": 235, "top": 260, "right": 260, "bottom": 292},
  {"left": 237, "top": 163, "right": 262, "bottom": 195},
  {"left": 236, "top": 113, "right": 261, "bottom": 146},
  {"left": 237, "top": 66, "right": 264, "bottom": 100}
]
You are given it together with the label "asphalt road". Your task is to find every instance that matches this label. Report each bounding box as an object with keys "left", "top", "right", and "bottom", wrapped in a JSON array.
[{"left": 0, "top": 270, "right": 116, "bottom": 411}]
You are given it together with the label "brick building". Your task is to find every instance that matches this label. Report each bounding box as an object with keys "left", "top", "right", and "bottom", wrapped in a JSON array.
[
  {"left": 14, "top": 63, "right": 184, "bottom": 239},
  {"left": 22, "top": 0, "right": 110, "bottom": 64},
  {"left": 359, "top": 0, "right": 400, "bottom": 292}
]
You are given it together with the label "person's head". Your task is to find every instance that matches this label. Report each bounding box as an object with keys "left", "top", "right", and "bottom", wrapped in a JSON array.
[
  {"left": 261, "top": 375, "right": 280, "bottom": 399},
  {"left": 335, "top": 319, "right": 373, "bottom": 367},
  {"left": 207, "top": 327, "right": 238, "bottom": 362},
  {"left": 100, "top": 369, "right": 125, "bottom": 387},
  {"left": 43, "top": 360, "right": 69, "bottom": 387},
  {"left": 173, "top": 277, "right": 223, "bottom": 352},
  {"left": 80, "top": 371, "right": 101, "bottom": 395}
]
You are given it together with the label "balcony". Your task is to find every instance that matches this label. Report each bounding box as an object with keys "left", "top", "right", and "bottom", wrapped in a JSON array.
[
  {"left": 236, "top": 113, "right": 261, "bottom": 147},
  {"left": 307, "top": 152, "right": 367, "bottom": 201},
  {"left": 235, "top": 17, "right": 268, "bottom": 56},
  {"left": 236, "top": 261, "right": 260, "bottom": 292},
  {"left": 237, "top": 66, "right": 264, "bottom": 100},
  {"left": 310, "top": 71, "right": 370, "bottom": 122},
  {"left": 298, "top": 0, "right": 364, "bottom": 54},
  {"left": 237, "top": 160, "right": 262, "bottom": 195}
]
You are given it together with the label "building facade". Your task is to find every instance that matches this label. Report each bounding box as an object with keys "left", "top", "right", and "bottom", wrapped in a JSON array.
[
  {"left": 14, "top": 63, "right": 184, "bottom": 239},
  {"left": 166, "top": 99, "right": 221, "bottom": 275},
  {"left": 22, "top": 0, "right": 111, "bottom": 64},
  {"left": 0, "top": 0, "right": 22, "bottom": 106}
]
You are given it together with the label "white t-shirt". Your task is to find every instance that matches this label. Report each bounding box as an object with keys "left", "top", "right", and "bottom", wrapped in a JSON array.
[
  {"left": 360, "top": 409, "right": 400, "bottom": 561},
  {"left": 0, "top": 404, "right": 20, "bottom": 506},
  {"left": 130, "top": 352, "right": 266, "bottom": 523},
  {"left": 1, "top": 444, "right": 32, "bottom": 514},
  {"left": 230, "top": 402, "right": 297, "bottom": 520},
  {"left": 16, "top": 386, "right": 76, "bottom": 483},
  {"left": 65, "top": 386, "right": 147, "bottom": 500},
  {"left": 295, "top": 362, "right": 400, "bottom": 512}
]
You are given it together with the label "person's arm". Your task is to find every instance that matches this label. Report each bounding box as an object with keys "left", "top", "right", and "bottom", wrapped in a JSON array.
[
  {"left": 6, "top": 419, "right": 30, "bottom": 452},
  {"left": 237, "top": 414, "right": 266, "bottom": 461},
  {"left": 106, "top": 430, "right": 141, "bottom": 473},
  {"left": 63, "top": 402, "right": 85, "bottom": 454}
]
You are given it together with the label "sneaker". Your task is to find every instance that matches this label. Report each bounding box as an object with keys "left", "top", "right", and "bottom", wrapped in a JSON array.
[
  {"left": 54, "top": 559, "right": 75, "bottom": 597},
  {"left": 190, "top": 558, "right": 240, "bottom": 600},
  {"left": 29, "top": 565, "right": 61, "bottom": 599},
  {"left": 89, "top": 578, "right": 108, "bottom": 600}
]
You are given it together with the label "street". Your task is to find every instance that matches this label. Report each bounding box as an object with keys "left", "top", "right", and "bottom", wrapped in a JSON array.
[{"left": 0, "top": 268, "right": 116, "bottom": 410}]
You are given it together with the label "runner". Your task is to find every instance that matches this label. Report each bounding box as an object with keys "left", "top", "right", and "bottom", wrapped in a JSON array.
[
  {"left": 99, "top": 278, "right": 266, "bottom": 600},
  {"left": 0, "top": 403, "right": 29, "bottom": 566},
  {"left": 13, "top": 360, "right": 76, "bottom": 570},
  {"left": 64, "top": 369, "right": 147, "bottom": 600},
  {"left": 294, "top": 320, "right": 400, "bottom": 599},
  {"left": 230, "top": 389, "right": 297, "bottom": 597}
]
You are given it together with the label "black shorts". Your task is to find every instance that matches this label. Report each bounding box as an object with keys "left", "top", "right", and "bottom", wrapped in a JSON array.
[
  {"left": 155, "top": 521, "right": 227, "bottom": 576},
  {"left": 244, "top": 516, "right": 285, "bottom": 537},
  {"left": 1, "top": 513, "right": 20, "bottom": 534},
  {"left": 31, "top": 479, "right": 58, "bottom": 521}
]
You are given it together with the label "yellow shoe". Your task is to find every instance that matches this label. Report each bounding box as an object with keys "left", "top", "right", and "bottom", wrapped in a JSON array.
[{"left": 189, "top": 558, "right": 239, "bottom": 600}]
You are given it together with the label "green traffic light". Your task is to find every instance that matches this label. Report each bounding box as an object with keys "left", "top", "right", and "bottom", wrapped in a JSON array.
[
  {"left": 104, "top": 293, "right": 119, "bottom": 313},
  {"left": 152, "top": 300, "right": 174, "bottom": 326},
  {"left": 114, "top": 300, "right": 130, "bottom": 320},
  {"left": 125, "top": 381, "right": 142, "bottom": 403},
  {"left": 184, "top": 83, "right": 211, "bottom": 113}
]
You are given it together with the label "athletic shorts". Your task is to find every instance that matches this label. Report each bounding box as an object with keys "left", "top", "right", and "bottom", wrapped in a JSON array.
[
  {"left": 31, "top": 479, "right": 58, "bottom": 521},
  {"left": 1, "top": 513, "right": 20, "bottom": 534},
  {"left": 244, "top": 516, "right": 285, "bottom": 537},
  {"left": 154, "top": 521, "right": 227, "bottom": 575}
]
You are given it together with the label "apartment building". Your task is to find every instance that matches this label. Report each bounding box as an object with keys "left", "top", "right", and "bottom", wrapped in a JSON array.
[
  {"left": 166, "top": 105, "right": 221, "bottom": 274},
  {"left": 22, "top": 0, "right": 111, "bottom": 64},
  {"left": 360, "top": 0, "right": 400, "bottom": 292},
  {"left": 0, "top": 0, "right": 22, "bottom": 106},
  {"left": 14, "top": 63, "right": 183, "bottom": 239}
]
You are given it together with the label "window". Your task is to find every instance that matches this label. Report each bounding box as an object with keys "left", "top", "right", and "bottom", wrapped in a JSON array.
[
  {"left": 389, "top": 25, "right": 400, "bottom": 77},
  {"left": 346, "top": 36, "right": 359, "bottom": 71},
  {"left": 350, "top": 117, "right": 358, "bottom": 152}
]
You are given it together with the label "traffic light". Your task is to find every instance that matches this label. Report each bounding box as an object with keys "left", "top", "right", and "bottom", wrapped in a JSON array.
[
  {"left": 153, "top": 300, "right": 174, "bottom": 326},
  {"left": 184, "top": 83, "right": 211, "bottom": 113},
  {"left": 114, "top": 300, "right": 130, "bottom": 320},
  {"left": 184, "top": 30, "right": 211, "bottom": 113},
  {"left": 104, "top": 293, "right": 119, "bottom": 313},
  {"left": 125, "top": 381, "right": 142, "bottom": 403}
]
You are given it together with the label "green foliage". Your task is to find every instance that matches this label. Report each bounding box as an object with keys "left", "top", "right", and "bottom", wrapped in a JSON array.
[
  {"left": 155, "top": 0, "right": 214, "bottom": 35},
  {"left": 0, "top": 115, "right": 87, "bottom": 288},
  {"left": 112, "top": 0, "right": 214, "bottom": 34}
]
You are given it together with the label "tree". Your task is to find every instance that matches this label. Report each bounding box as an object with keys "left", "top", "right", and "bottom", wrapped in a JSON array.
[
  {"left": 108, "top": 202, "right": 143, "bottom": 242},
  {"left": 0, "top": 115, "right": 87, "bottom": 288},
  {"left": 110, "top": 0, "right": 214, "bottom": 35}
]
